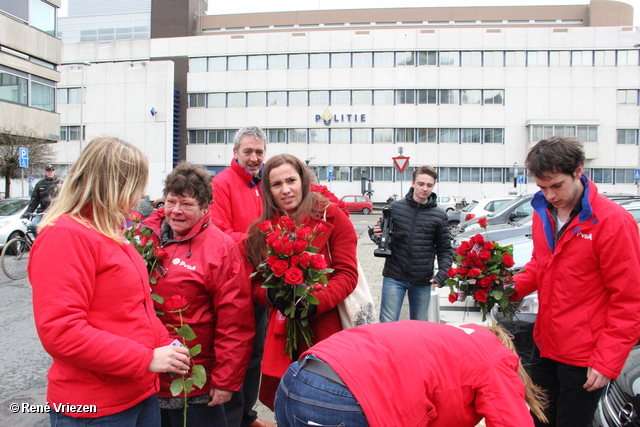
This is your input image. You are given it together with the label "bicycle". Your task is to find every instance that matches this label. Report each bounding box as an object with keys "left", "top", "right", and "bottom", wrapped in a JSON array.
[{"left": 1, "top": 215, "right": 37, "bottom": 280}]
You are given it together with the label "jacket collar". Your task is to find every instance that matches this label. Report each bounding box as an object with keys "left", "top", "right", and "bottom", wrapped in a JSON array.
[{"left": 230, "top": 159, "right": 263, "bottom": 190}]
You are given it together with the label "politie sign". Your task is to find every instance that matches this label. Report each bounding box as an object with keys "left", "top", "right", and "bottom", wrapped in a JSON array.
[{"left": 316, "top": 108, "right": 366, "bottom": 125}]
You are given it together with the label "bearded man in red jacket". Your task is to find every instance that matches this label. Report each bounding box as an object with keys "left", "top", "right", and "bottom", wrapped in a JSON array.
[
  {"left": 513, "top": 136, "right": 640, "bottom": 427},
  {"left": 210, "top": 126, "right": 275, "bottom": 427}
]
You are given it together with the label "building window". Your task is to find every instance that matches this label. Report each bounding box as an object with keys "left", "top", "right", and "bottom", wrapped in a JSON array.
[
  {"left": 396, "top": 52, "right": 415, "bottom": 66},
  {"left": 226, "top": 130, "right": 238, "bottom": 144},
  {"left": 208, "top": 130, "right": 225, "bottom": 144},
  {"left": 189, "top": 93, "right": 206, "bottom": 108},
  {"left": 571, "top": 51, "right": 593, "bottom": 66},
  {"left": 227, "top": 92, "right": 246, "bottom": 107},
  {"left": 484, "top": 51, "right": 504, "bottom": 67},
  {"left": 208, "top": 93, "right": 226, "bottom": 108},
  {"left": 374, "top": 128, "right": 393, "bottom": 143},
  {"left": 31, "top": 80, "right": 55, "bottom": 111},
  {"left": 352, "top": 129, "right": 372, "bottom": 143},
  {"left": 591, "top": 168, "right": 613, "bottom": 183},
  {"left": 60, "top": 126, "right": 84, "bottom": 141},
  {"left": 594, "top": 51, "right": 616, "bottom": 66},
  {"left": 484, "top": 128, "right": 504, "bottom": 143},
  {"left": 483, "top": 168, "right": 503, "bottom": 183},
  {"left": 333, "top": 166, "right": 350, "bottom": 181},
  {"left": 310, "top": 53, "right": 330, "bottom": 68},
  {"left": 374, "top": 90, "right": 394, "bottom": 105},
  {"left": 577, "top": 126, "right": 598, "bottom": 142},
  {"left": 268, "top": 129, "right": 286, "bottom": 143},
  {"left": 439, "top": 167, "right": 459, "bottom": 182},
  {"left": 615, "top": 169, "right": 636, "bottom": 184},
  {"left": 248, "top": 92, "right": 267, "bottom": 106},
  {"left": 527, "top": 51, "right": 548, "bottom": 66},
  {"left": 0, "top": 70, "right": 27, "bottom": 105},
  {"left": 461, "top": 51, "right": 482, "bottom": 66},
  {"left": 289, "top": 129, "right": 308, "bottom": 143},
  {"left": 331, "top": 53, "right": 351, "bottom": 68},
  {"left": 30, "top": 0, "right": 57, "bottom": 36},
  {"left": 461, "top": 128, "right": 481, "bottom": 143},
  {"left": 310, "top": 91, "right": 330, "bottom": 105},
  {"left": 505, "top": 51, "right": 526, "bottom": 66},
  {"left": 418, "top": 89, "right": 437, "bottom": 104},
  {"left": 397, "top": 168, "right": 414, "bottom": 181},
  {"left": 549, "top": 51, "right": 571, "bottom": 66},
  {"left": 353, "top": 167, "right": 371, "bottom": 181},
  {"left": 268, "top": 92, "right": 287, "bottom": 106},
  {"left": 208, "top": 57, "right": 226, "bottom": 71},
  {"left": 418, "top": 128, "right": 437, "bottom": 143},
  {"left": 352, "top": 90, "right": 372, "bottom": 105},
  {"left": 396, "top": 128, "right": 415, "bottom": 143},
  {"left": 189, "top": 58, "right": 207, "bottom": 72},
  {"left": 331, "top": 129, "right": 350, "bottom": 143},
  {"left": 617, "top": 50, "right": 639, "bottom": 66},
  {"left": 289, "top": 54, "right": 309, "bottom": 69},
  {"left": 617, "top": 129, "right": 638, "bottom": 145},
  {"left": 440, "top": 90, "right": 459, "bottom": 105},
  {"left": 288, "top": 91, "right": 308, "bottom": 106},
  {"left": 310, "top": 129, "right": 329, "bottom": 143},
  {"left": 439, "top": 52, "right": 460, "bottom": 66},
  {"left": 227, "top": 56, "right": 247, "bottom": 71},
  {"left": 248, "top": 55, "right": 267, "bottom": 70},
  {"left": 483, "top": 90, "right": 504, "bottom": 105},
  {"left": 188, "top": 130, "right": 206, "bottom": 144},
  {"left": 617, "top": 90, "right": 638, "bottom": 105},
  {"left": 461, "top": 167, "right": 481, "bottom": 182},
  {"left": 268, "top": 55, "right": 288, "bottom": 69},
  {"left": 439, "top": 128, "right": 459, "bottom": 143},
  {"left": 374, "top": 52, "right": 394, "bottom": 67},
  {"left": 374, "top": 167, "right": 393, "bottom": 181},
  {"left": 352, "top": 52, "right": 373, "bottom": 67},
  {"left": 396, "top": 89, "right": 415, "bottom": 105},
  {"left": 418, "top": 51, "right": 437, "bottom": 66},
  {"left": 554, "top": 126, "right": 576, "bottom": 137},
  {"left": 331, "top": 91, "right": 350, "bottom": 105},
  {"left": 461, "top": 90, "right": 481, "bottom": 105}
]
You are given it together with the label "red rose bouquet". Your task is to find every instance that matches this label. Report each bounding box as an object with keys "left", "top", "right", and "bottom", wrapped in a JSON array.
[
  {"left": 445, "top": 219, "right": 520, "bottom": 321},
  {"left": 252, "top": 216, "right": 334, "bottom": 359}
]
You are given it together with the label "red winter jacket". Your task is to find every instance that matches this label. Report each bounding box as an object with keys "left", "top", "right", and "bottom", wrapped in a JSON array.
[
  {"left": 211, "top": 159, "right": 263, "bottom": 245},
  {"left": 514, "top": 176, "right": 640, "bottom": 379},
  {"left": 305, "top": 321, "right": 534, "bottom": 427},
  {"left": 143, "top": 209, "right": 255, "bottom": 396},
  {"left": 252, "top": 203, "right": 358, "bottom": 379},
  {"left": 29, "top": 215, "right": 172, "bottom": 418}
]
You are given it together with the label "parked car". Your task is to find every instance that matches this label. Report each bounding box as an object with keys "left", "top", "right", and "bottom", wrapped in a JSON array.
[
  {"left": 452, "top": 215, "right": 533, "bottom": 252},
  {"left": 153, "top": 197, "right": 165, "bottom": 209},
  {"left": 0, "top": 198, "right": 30, "bottom": 247},
  {"left": 457, "top": 194, "right": 534, "bottom": 234},
  {"left": 449, "top": 195, "right": 517, "bottom": 236},
  {"left": 340, "top": 195, "right": 373, "bottom": 214},
  {"left": 436, "top": 195, "right": 457, "bottom": 212}
]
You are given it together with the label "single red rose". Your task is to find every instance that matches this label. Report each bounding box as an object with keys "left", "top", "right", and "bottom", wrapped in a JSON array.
[
  {"left": 284, "top": 267, "right": 304, "bottom": 285},
  {"left": 468, "top": 268, "right": 482, "bottom": 277},
  {"left": 313, "top": 284, "right": 323, "bottom": 292},
  {"left": 448, "top": 293, "right": 458, "bottom": 303},
  {"left": 271, "top": 239, "right": 285, "bottom": 255},
  {"left": 266, "top": 231, "right": 280, "bottom": 246},
  {"left": 266, "top": 255, "right": 279, "bottom": 266},
  {"left": 283, "top": 241, "right": 295, "bottom": 256},
  {"left": 446, "top": 267, "right": 456, "bottom": 278},
  {"left": 296, "top": 227, "right": 313, "bottom": 240},
  {"left": 314, "top": 223, "right": 327, "bottom": 235},
  {"left": 502, "top": 253, "right": 515, "bottom": 268},
  {"left": 462, "top": 257, "right": 473, "bottom": 265},
  {"left": 279, "top": 216, "right": 296, "bottom": 232},
  {"left": 165, "top": 295, "right": 189, "bottom": 312},
  {"left": 139, "top": 235, "right": 150, "bottom": 246},
  {"left": 477, "top": 217, "right": 488, "bottom": 228},
  {"left": 479, "top": 250, "right": 491, "bottom": 261},
  {"left": 272, "top": 260, "right": 289, "bottom": 277},
  {"left": 290, "top": 255, "right": 300, "bottom": 267},
  {"left": 456, "top": 246, "right": 468, "bottom": 256},
  {"left": 460, "top": 241, "right": 472, "bottom": 252},
  {"left": 467, "top": 251, "right": 478, "bottom": 259},
  {"left": 154, "top": 246, "right": 168, "bottom": 259},
  {"left": 299, "top": 252, "right": 311, "bottom": 268},
  {"left": 130, "top": 211, "right": 143, "bottom": 221},
  {"left": 258, "top": 220, "right": 273, "bottom": 233},
  {"left": 489, "top": 274, "right": 498, "bottom": 281},
  {"left": 457, "top": 267, "right": 469, "bottom": 276},
  {"left": 470, "top": 234, "right": 485, "bottom": 245},
  {"left": 475, "top": 289, "right": 487, "bottom": 303},
  {"left": 483, "top": 242, "right": 495, "bottom": 250},
  {"left": 294, "top": 239, "right": 308, "bottom": 254},
  {"left": 479, "top": 276, "right": 493, "bottom": 288},
  {"left": 310, "top": 254, "right": 328, "bottom": 270}
]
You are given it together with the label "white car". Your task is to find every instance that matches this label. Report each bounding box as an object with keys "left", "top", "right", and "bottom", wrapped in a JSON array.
[
  {"left": 436, "top": 196, "right": 457, "bottom": 212},
  {"left": 457, "top": 195, "right": 517, "bottom": 224},
  {"left": 0, "top": 198, "right": 30, "bottom": 247}
]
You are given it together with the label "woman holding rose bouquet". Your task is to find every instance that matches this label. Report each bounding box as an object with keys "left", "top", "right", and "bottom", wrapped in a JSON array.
[{"left": 246, "top": 154, "right": 358, "bottom": 410}]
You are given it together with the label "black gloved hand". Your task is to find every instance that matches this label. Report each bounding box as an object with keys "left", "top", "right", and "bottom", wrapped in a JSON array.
[{"left": 266, "top": 288, "right": 317, "bottom": 319}]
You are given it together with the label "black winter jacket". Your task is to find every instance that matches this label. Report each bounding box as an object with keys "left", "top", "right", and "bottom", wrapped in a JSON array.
[
  {"left": 26, "top": 177, "right": 61, "bottom": 214},
  {"left": 382, "top": 189, "right": 453, "bottom": 286}
]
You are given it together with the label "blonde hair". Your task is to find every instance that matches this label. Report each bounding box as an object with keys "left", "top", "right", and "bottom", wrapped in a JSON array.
[
  {"left": 245, "top": 154, "right": 328, "bottom": 267},
  {"left": 485, "top": 325, "right": 549, "bottom": 423},
  {"left": 39, "top": 137, "right": 149, "bottom": 241}
]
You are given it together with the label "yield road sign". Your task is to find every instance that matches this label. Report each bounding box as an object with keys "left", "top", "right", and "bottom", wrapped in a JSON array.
[{"left": 392, "top": 156, "right": 410, "bottom": 173}]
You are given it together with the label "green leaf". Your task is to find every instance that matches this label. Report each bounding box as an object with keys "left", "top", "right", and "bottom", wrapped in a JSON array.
[
  {"left": 149, "top": 276, "right": 157, "bottom": 285},
  {"left": 491, "top": 289, "right": 503, "bottom": 300},
  {"left": 189, "top": 344, "right": 202, "bottom": 357},
  {"left": 320, "top": 275, "right": 328, "bottom": 285},
  {"left": 306, "top": 294, "right": 319, "bottom": 305},
  {"left": 183, "top": 378, "right": 194, "bottom": 394},
  {"left": 191, "top": 364, "right": 207, "bottom": 389},
  {"left": 295, "top": 286, "right": 307, "bottom": 296},
  {"left": 177, "top": 324, "right": 196, "bottom": 341},
  {"left": 155, "top": 310, "right": 165, "bottom": 316},
  {"left": 151, "top": 293, "right": 164, "bottom": 304},
  {"left": 170, "top": 378, "right": 183, "bottom": 396}
]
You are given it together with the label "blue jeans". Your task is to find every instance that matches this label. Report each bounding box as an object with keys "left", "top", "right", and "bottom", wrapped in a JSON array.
[
  {"left": 275, "top": 356, "right": 369, "bottom": 427},
  {"left": 50, "top": 394, "right": 160, "bottom": 427},
  {"left": 379, "top": 277, "right": 431, "bottom": 322},
  {"left": 29, "top": 214, "right": 43, "bottom": 236},
  {"left": 161, "top": 402, "right": 226, "bottom": 427}
]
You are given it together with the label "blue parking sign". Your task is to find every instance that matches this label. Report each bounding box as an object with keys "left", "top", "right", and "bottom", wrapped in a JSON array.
[
  {"left": 19, "top": 147, "right": 29, "bottom": 168},
  {"left": 635, "top": 169, "right": 640, "bottom": 182}
]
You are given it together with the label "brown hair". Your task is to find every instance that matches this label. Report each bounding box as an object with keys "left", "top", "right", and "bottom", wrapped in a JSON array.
[
  {"left": 163, "top": 162, "right": 212, "bottom": 209},
  {"left": 485, "top": 325, "right": 549, "bottom": 423},
  {"left": 412, "top": 165, "right": 438, "bottom": 182},
  {"left": 525, "top": 136, "right": 584, "bottom": 180},
  {"left": 245, "top": 154, "right": 327, "bottom": 267}
]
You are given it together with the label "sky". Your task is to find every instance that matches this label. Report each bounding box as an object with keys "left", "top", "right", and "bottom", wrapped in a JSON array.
[{"left": 58, "top": 0, "right": 640, "bottom": 25}]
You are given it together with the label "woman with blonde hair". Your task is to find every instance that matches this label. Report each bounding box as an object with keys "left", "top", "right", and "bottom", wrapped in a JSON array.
[
  {"left": 275, "top": 321, "right": 548, "bottom": 427},
  {"left": 245, "top": 154, "right": 358, "bottom": 410},
  {"left": 30, "top": 137, "right": 190, "bottom": 426}
]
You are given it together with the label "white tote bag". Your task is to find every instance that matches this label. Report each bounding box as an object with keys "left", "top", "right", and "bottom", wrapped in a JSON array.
[{"left": 337, "top": 261, "right": 377, "bottom": 329}]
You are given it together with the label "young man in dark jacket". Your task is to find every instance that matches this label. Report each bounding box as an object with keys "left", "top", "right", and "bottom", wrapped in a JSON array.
[
  {"left": 22, "top": 164, "right": 61, "bottom": 234},
  {"left": 373, "top": 165, "right": 453, "bottom": 322}
]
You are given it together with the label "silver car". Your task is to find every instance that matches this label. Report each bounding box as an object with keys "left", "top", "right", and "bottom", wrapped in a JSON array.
[{"left": 0, "top": 198, "right": 30, "bottom": 247}]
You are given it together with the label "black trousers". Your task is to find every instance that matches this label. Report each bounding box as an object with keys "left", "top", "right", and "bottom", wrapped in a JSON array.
[{"left": 530, "top": 346, "right": 603, "bottom": 427}]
